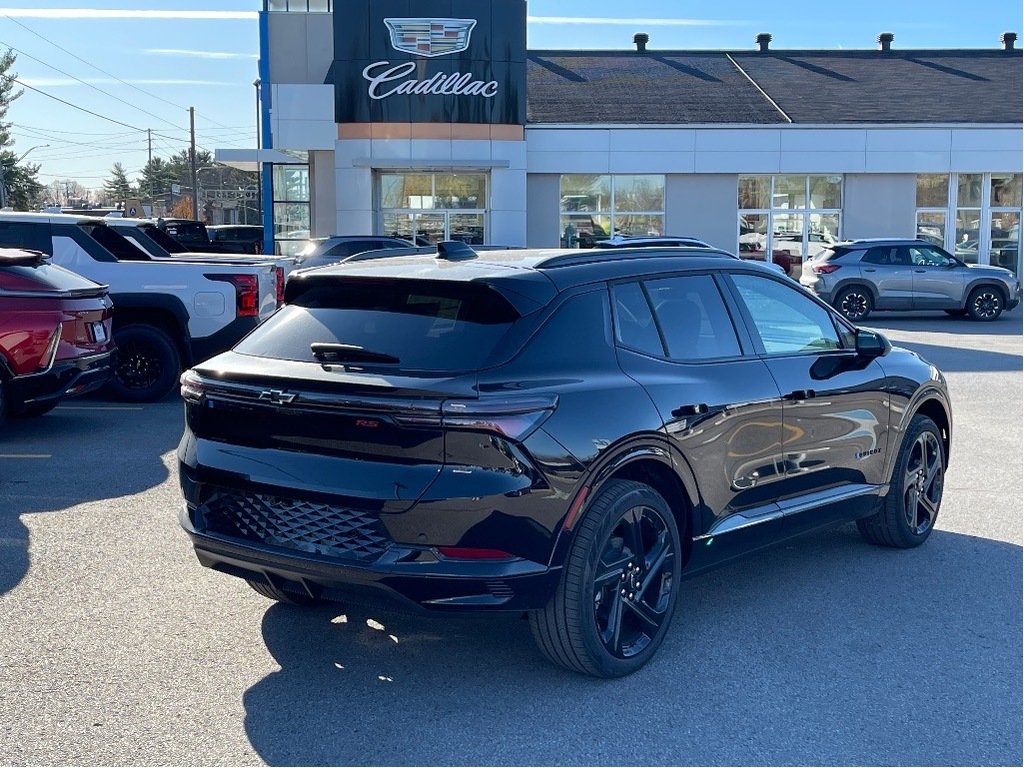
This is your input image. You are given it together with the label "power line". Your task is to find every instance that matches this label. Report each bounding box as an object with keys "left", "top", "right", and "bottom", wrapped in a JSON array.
[
  {"left": 3, "top": 14, "right": 257, "bottom": 135},
  {"left": 0, "top": 37, "right": 190, "bottom": 133}
]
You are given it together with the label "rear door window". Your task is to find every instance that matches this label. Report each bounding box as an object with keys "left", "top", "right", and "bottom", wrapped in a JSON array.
[
  {"left": 235, "top": 278, "right": 521, "bottom": 372},
  {"left": 861, "top": 246, "right": 898, "bottom": 265}
]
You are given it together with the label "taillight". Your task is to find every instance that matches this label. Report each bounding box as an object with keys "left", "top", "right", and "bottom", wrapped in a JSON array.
[
  {"left": 440, "top": 395, "right": 558, "bottom": 441},
  {"left": 812, "top": 263, "right": 842, "bottom": 274},
  {"left": 274, "top": 266, "right": 284, "bottom": 306},
  {"left": 207, "top": 273, "right": 259, "bottom": 317}
]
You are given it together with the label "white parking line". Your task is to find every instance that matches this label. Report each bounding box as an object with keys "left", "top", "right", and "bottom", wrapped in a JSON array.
[
  {"left": 55, "top": 406, "right": 144, "bottom": 411},
  {"left": 0, "top": 454, "right": 52, "bottom": 459}
]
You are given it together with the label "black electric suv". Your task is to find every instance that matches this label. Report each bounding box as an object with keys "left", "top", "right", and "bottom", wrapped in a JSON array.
[{"left": 178, "top": 244, "right": 952, "bottom": 677}]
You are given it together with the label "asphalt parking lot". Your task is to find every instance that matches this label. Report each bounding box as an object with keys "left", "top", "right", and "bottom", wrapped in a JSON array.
[{"left": 0, "top": 311, "right": 1020, "bottom": 766}]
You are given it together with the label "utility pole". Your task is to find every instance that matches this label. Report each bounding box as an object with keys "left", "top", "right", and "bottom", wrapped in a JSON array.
[
  {"left": 147, "top": 128, "right": 152, "bottom": 165},
  {"left": 189, "top": 107, "right": 199, "bottom": 221}
]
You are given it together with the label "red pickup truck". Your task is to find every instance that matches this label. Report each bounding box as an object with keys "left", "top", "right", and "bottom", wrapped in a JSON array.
[{"left": 0, "top": 248, "right": 115, "bottom": 420}]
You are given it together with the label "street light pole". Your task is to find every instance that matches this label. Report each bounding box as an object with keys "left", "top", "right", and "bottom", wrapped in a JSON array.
[
  {"left": 254, "top": 78, "right": 262, "bottom": 227},
  {"left": 0, "top": 143, "right": 50, "bottom": 210}
]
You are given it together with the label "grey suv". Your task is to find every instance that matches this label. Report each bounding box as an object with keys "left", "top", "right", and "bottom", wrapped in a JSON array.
[{"left": 801, "top": 239, "right": 1021, "bottom": 321}]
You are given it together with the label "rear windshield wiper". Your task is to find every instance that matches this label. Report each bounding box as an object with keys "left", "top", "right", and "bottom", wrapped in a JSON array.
[{"left": 311, "top": 342, "right": 400, "bottom": 365}]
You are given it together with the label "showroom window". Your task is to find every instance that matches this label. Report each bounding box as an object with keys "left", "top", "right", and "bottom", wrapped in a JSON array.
[
  {"left": 265, "top": 0, "right": 332, "bottom": 11},
  {"left": 737, "top": 175, "right": 843, "bottom": 277},
  {"left": 378, "top": 172, "right": 487, "bottom": 245},
  {"left": 916, "top": 173, "right": 1022, "bottom": 273},
  {"left": 272, "top": 158, "right": 310, "bottom": 256},
  {"left": 560, "top": 175, "right": 665, "bottom": 247}
]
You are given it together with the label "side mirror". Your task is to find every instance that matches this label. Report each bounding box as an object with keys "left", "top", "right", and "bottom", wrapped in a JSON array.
[{"left": 855, "top": 328, "right": 891, "bottom": 358}]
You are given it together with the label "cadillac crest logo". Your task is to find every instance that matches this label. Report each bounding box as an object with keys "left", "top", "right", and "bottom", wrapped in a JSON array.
[{"left": 383, "top": 18, "right": 477, "bottom": 58}]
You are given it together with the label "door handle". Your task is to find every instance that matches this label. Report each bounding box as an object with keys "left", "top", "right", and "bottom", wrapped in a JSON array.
[
  {"left": 863, "top": 268, "right": 876, "bottom": 272},
  {"left": 914, "top": 269, "right": 926, "bottom": 273},
  {"left": 671, "top": 403, "right": 709, "bottom": 418},
  {"left": 784, "top": 389, "right": 815, "bottom": 401}
]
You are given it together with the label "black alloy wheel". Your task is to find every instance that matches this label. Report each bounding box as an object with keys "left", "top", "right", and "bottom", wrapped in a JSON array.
[
  {"left": 834, "top": 286, "right": 873, "bottom": 322},
  {"left": 106, "top": 324, "right": 181, "bottom": 402},
  {"left": 966, "top": 286, "right": 1004, "bottom": 321},
  {"left": 858, "top": 414, "right": 944, "bottom": 548},
  {"left": 530, "top": 480, "right": 682, "bottom": 677}
]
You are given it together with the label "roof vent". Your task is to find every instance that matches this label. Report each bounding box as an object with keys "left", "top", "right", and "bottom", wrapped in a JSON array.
[
  {"left": 756, "top": 32, "right": 772, "bottom": 52},
  {"left": 1001, "top": 32, "right": 1017, "bottom": 50},
  {"left": 878, "top": 32, "right": 894, "bottom": 52},
  {"left": 633, "top": 32, "right": 649, "bottom": 53}
]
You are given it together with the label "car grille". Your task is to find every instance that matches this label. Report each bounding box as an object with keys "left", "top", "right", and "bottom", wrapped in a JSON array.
[{"left": 198, "top": 487, "right": 392, "bottom": 562}]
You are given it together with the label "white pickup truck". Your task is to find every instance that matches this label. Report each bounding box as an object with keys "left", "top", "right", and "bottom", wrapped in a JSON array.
[{"left": 0, "top": 212, "right": 282, "bottom": 401}]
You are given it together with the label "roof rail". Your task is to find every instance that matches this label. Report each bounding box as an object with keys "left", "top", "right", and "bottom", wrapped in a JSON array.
[{"left": 536, "top": 246, "right": 724, "bottom": 269}]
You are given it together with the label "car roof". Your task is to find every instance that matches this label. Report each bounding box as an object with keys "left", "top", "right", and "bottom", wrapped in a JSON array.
[
  {"left": 0, "top": 211, "right": 108, "bottom": 225},
  {"left": 834, "top": 238, "right": 937, "bottom": 247}
]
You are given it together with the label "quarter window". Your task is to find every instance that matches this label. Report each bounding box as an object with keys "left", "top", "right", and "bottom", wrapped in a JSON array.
[
  {"left": 731, "top": 274, "right": 842, "bottom": 356},
  {"left": 611, "top": 282, "right": 663, "bottom": 356}
]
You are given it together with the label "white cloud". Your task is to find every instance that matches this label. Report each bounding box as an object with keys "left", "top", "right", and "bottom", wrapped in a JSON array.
[
  {"left": 144, "top": 48, "right": 257, "bottom": 60},
  {"left": 527, "top": 16, "right": 742, "bottom": 27},
  {"left": 21, "top": 77, "right": 237, "bottom": 87},
  {"left": 2, "top": 8, "right": 256, "bottom": 20}
]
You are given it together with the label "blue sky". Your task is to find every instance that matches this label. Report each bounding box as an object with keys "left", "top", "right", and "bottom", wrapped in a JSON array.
[{"left": 3, "top": 0, "right": 1021, "bottom": 191}]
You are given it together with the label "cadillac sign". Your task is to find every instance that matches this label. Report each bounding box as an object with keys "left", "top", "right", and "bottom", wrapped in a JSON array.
[
  {"left": 364, "top": 18, "right": 499, "bottom": 100},
  {"left": 328, "top": 0, "right": 526, "bottom": 125}
]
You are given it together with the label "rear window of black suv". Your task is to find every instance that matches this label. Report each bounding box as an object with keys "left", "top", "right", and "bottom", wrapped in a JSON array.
[{"left": 234, "top": 278, "right": 521, "bottom": 372}]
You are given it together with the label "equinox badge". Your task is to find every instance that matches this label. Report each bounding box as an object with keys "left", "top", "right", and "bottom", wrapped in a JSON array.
[{"left": 259, "top": 389, "right": 297, "bottom": 405}]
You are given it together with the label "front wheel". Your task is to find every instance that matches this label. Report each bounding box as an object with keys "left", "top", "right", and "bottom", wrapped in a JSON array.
[
  {"left": 833, "top": 286, "right": 873, "bottom": 322},
  {"left": 530, "top": 480, "right": 682, "bottom": 677},
  {"left": 857, "top": 414, "right": 944, "bottom": 548},
  {"left": 965, "top": 286, "right": 1004, "bottom": 321},
  {"left": 106, "top": 324, "right": 181, "bottom": 402}
]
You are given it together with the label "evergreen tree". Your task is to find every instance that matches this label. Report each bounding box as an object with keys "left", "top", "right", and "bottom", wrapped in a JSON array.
[
  {"left": 0, "top": 49, "right": 43, "bottom": 210},
  {"left": 103, "top": 161, "right": 133, "bottom": 205}
]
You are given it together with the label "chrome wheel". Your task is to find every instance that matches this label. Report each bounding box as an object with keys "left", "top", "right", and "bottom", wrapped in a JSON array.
[
  {"left": 592, "top": 504, "right": 676, "bottom": 659},
  {"left": 902, "top": 431, "right": 943, "bottom": 536}
]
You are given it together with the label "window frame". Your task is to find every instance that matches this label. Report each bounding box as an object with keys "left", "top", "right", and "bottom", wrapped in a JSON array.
[{"left": 560, "top": 175, "right": 666, "bottom": 247}]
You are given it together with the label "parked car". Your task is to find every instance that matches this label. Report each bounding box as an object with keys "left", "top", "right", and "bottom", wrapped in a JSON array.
[
  {"left": 295, "top": 235, "right": 416, "bottom": 270},
  {"left": 207, "top": 225, "right": 265, "bottom": 255},
  {"left": 800, "top": 238, "right": 1022, "bottom": 321},
  {"left": 0, "top": 213, "right": 282, "bottom": 401},
  {"left": 0, "top": 248, "right": 114, "bottom": 420},
  {"left": 595, "top": 235, "right": 713, "bottom": 249},
  {"left": 179, "top": 244, "right": 952, "bottom": 677}
]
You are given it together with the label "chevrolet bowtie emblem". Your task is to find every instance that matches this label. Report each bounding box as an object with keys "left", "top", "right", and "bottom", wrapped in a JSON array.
[{"left": 259, "top": 389, "right": 297, "bottom": 405}]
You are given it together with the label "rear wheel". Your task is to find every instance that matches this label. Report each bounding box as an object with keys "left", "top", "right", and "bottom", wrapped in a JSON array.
[
  {"left": 530, "top": 480, "right": 682, "bottom": 677},
  {"left": 965, "top": 286, "right": 1004, "bottom": 321},
  {"left": 106, "top": 324, "right": 181, "bottom": 402},
  {"left": 857, "top": 414, "right": 944, "bottom": 548},
  {"left": 833, "top": 286, "right": 873, "bottom": 322},
  {"left": 246, "top": 579, "right": 328, "bottom": 606}
]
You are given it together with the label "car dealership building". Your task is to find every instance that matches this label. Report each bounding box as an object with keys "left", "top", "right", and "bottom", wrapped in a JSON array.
[{"left": 218, "top": 0, "right": 1023, "bottom": 275}]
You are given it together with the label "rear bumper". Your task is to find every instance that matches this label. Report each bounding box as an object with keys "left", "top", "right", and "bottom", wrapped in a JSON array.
[
  {"left": 181, "top": 506, "right": 561, "bottom": 613},
  {"left": 8, "top": 349, "right": 115, "bottom": 407}
]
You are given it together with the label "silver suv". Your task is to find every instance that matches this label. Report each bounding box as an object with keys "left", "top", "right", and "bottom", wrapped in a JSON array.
[{"left": 801, "top": 239, "right": 1021, "bottom": 321}]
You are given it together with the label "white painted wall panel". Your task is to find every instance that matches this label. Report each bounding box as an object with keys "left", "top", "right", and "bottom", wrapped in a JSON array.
[
  {"left": 694, "top": 129, "right": 781, "bottom": 152},
  {"left": 779, "top": 130, "right": 867, "bottom": 152},
  {"left": 335, "top": 209, "right": 374, "bottom": 234},
  {"left": 526, "top": 174, "right": 560, "bottom": 247},
  {"left": 864, "top": 129, "right": 951, "bottom": 152},
  {"left": 335, "top": 139, "right": 370, "bottom": 169},
  {"left": 409, "top": 140, "right": 453, "bottom": 161},
  {"left": 950, "top": 150, "right": 1024, "bottom": 172},
  {"left": 527, "top": 130, "right": 610, "bottom": 153},
  {"left": 609, "top": 129, "right": 696, "bottom": 152},
  {"left": 490, "top": 170, "right": 527, "bottom": 211},
  {"left": 864, "top": 151, "right": 952, "bottom": 172},
  {"left": 694, "top": 152, "right": 780, "bottom": 173},
  {"left": 271, "top": 84, "right": 334, "bottom": 121},
  {"left": 490, "top": 141, "right": 528, "bottom": 169},
  {"left": 528, "top": 151, "right": 610, "bottom": 174},
  {"left": 665, "top": 174, "right": 738, "bottom": 252},
  {"left": 275, "top": 120, "right": 336, "bottom": 150},
  {"left": 950, "top": 129, "right": 1023, "bottom": 152},
  {"left": 335, "top": 168, "right": 373, "bottom": 213},
  {"left": 843, "top": 174, "right": 917, "bottom": 239},
  {"left": 778, "top": 151, "right": 867, "bottom": 173},
  {"left": 369, "top": 139, "right": 412, "bottom": 160},
  {"left": 609, "top": 152, "right": 695, "bottom": 174},
  {"left": 450, "top": 140, "right": 494, "bottom": 162},
  {"left": 490, "top": 210, "right": 527, "bottom": 246}
]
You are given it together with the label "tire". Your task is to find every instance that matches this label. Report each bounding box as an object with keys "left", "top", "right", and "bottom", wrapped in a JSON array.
[
  {"left": 833, "top": 286, "right": 873, "bottom": 322},
  {"left": 965, "top": 286, "right": 1004, "bottom": 321},
  {"left": 857, "top": 414, "right": 944, "bottom": 548},
  {"left": 246, "top": 579, "right": 328, "bottom": 606},
  {"left": 106, "top": 324, "right": 181, "bottom": 402},
  {"left": 529, "top": 480, "right": 682, "bottom": 678},
  {"left": 16, "top": 402, "right": 59, "bottom": 418},
  {"left": 944, "top": 309, "right": 967, "bottom": 317}
]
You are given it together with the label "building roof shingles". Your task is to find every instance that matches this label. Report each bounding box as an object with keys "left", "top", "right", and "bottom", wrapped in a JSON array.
[{"left": 526, "top": 49, "right": 1023, "bottom": 124}]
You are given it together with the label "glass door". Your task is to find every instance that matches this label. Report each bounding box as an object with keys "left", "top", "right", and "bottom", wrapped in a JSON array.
[{"left": 378, "top": 172, "right": 488, "bottom": 245}]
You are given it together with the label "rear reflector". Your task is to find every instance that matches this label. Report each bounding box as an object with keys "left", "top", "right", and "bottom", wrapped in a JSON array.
[
  {"left": 812, "top": 264, "right": 841, "bottom": 274},
  {"left": 437, "top": 547, "right": 516, "bottom": 561}
]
